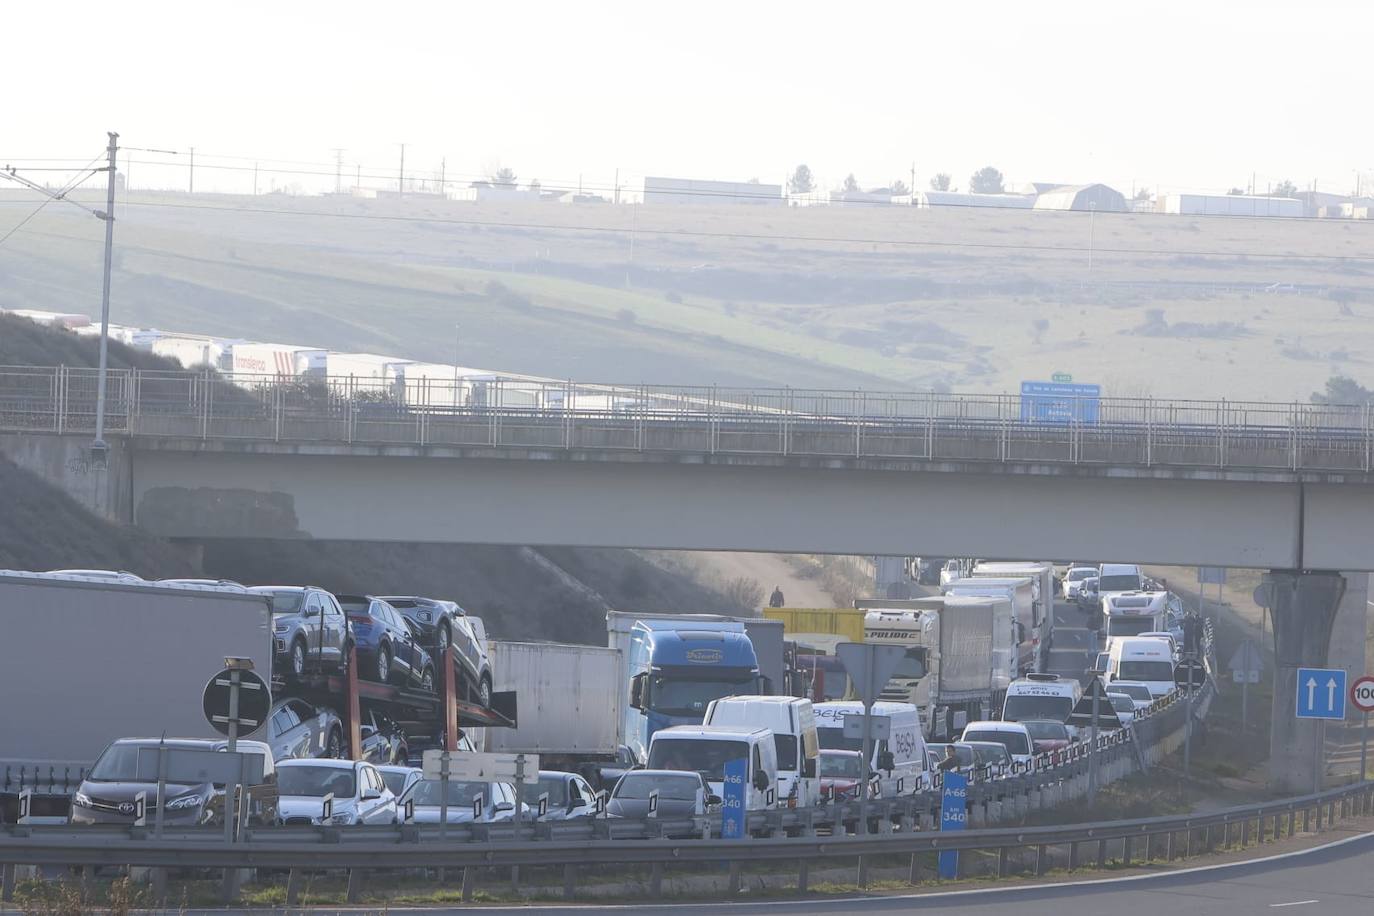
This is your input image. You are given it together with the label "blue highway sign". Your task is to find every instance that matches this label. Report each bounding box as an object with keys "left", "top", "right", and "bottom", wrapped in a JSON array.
[
  {"left": 1019, "top": 381, "right": 1100, "bottom": 424},
  {"left": 1296, "top": 667, "right": 1346, "bottom": 720},
  {"left": 721, "top": 757, "right": 747, "bottom": 839},
  {"left": 938, "top": 771, "right": 968, "bottom": 879}
]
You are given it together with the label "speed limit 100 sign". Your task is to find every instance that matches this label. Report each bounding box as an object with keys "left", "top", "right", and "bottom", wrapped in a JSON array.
[{"left": 1351, "top": 676, "right": 1374, "bottom": 713}]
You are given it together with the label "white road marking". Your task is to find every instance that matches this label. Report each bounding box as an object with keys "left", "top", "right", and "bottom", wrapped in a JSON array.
[{"left": 1269, "top": 902, "right": 1318, "bottom": 908}]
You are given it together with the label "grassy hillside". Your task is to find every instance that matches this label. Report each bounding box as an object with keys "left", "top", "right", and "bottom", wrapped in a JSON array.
[
  {"left": 3, "top": 188, "right": 1373, "bottom": 399},
  {"left": 0, "top": 315, "right": 739, "bottom": 643}
]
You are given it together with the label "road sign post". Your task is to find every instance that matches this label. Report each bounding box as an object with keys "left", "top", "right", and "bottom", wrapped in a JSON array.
[
  {"left": 1296, "top": 667, "right": 1347, "bottom": 794},
  {"left": 938, "top": 772, "right": 968, "bottom": 879},
  {"left": 836, "top": 642, "right": 908, "bottom": 836},
  {"left": 1228, "top": 640, "right": 1264, "bottom": 733},
  {"left": 1351, "top": 675, "right": 1374, "bottom": 780},
  {"left": 721, "top": 758, "right": 747, "bottom": 839}
]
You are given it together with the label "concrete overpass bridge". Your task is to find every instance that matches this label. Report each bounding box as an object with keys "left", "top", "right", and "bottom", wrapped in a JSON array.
[{"left": 2, "top": 364, "right": 1372, "bottom": 792}]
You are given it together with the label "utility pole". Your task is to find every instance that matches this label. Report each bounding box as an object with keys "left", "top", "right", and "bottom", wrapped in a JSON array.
[
  {"left": 910, "top": 161, "right": 916, "bottom": 201},
  {"left": 398, "top": 143, "right": 406, "bottom": 196},
  {"left": 332, "top": 148, "right": 345, "bottom": 193},
  {"left": 92, "top": 131, "right": 120, "bottom": 467},
  {"left": 253, "top": 162, "right": 258, "bottom": 196},
  {"left": 439, "top": 158, "right": 446, "bottom": 195},
  {"left": 1087, "top": 203, "right": 1097, "bottom": 272},
  {"left": 614, "top": 167, "right": 620, "bottom": 205},
  {"left": 189, "top": 147, "right": 195, "bottom": 194}
]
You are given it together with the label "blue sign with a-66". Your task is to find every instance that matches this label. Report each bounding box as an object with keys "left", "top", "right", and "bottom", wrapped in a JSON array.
[
  {"left": 721, "top": 757, "right": 747, "bottom": 839},
  {"left": 939, "top": 771, "right": 968, "bottom": 878}
]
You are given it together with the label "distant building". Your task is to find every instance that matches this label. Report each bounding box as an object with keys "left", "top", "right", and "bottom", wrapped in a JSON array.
[
  {"left": 1295, "top": 190, "right": 1350, "bottom": 218},
  {"left": 1158, "top": 193, "right": 1303, "bottom": 217},
  {"left": 828, "top": 188, "right": 897, "bottom": 207},
  {"left": 642, "top": 176, "right": 783, "bottom": 206},
  {"left": 913, "top": 191, "right": 1035, "bottom": 209},
  {"left": 1340, "top": 199, "right": 1374, "bottom": 220},
  {"left": 1033, "top": 184, "right": 1127, "bottom": 212}
]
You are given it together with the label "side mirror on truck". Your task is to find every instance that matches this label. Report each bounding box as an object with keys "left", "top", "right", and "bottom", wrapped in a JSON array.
[
  {"left": 802, "top": 757, "right": 817, "bottom": 779},
  {"left": 629, "top": 673, "right": 648, "bottom": 711}
]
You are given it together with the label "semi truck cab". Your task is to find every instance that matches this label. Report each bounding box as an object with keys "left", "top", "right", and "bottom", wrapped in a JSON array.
[{"left": 625, "top": 623, "right": 768, "bottom": 762}]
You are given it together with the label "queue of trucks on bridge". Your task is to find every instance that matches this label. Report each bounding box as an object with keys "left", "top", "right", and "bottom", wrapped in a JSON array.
[{"left": 0, "top": 559, "right": 1202, "bottom": 832}]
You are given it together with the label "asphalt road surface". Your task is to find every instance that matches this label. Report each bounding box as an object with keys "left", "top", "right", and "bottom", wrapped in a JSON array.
[
  {"left": 409, "top": 831, "right": 1374, "bottom": 916},
  {"left": 1046, "top": 596, "right": 1099, "bottom": 682}
]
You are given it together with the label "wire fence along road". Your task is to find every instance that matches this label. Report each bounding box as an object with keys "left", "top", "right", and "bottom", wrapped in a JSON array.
[{"left": 2, "top": 366, "right": 1373, "bottom": 473}]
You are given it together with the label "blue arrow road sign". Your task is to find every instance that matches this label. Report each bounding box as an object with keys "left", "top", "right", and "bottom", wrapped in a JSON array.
[{"left": 1296, "top": 667, "right": 1346, "bottom": 719}]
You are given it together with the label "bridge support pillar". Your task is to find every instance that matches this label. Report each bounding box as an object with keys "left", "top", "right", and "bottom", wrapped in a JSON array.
[{"left": 1265, "top": 570, "right": 1346, "bottom": 794}]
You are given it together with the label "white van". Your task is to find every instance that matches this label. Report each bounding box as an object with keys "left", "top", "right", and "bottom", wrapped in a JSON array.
[
  {"left": 960, "top": 721, "right": 1034, "bottom": 769},
  {"left": 646, "top": 725, "right": 779, "bottom": 812},
  {"left": 1000, "top": 673, "right": 1084, "bottom": 729},
  {"left": 813, "top": 701, "right": 927, "bottom": 796},
  {"left": 1107, "top": 637, "right": 1176, "bottom": 698},
  {"left": 703, "top": 696, "right": 819, "bottom": 808}
]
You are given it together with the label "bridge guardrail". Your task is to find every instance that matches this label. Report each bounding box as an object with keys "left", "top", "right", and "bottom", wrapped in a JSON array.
[{"left": 2, "top": 366, "right": 1373, "bottom": 473}]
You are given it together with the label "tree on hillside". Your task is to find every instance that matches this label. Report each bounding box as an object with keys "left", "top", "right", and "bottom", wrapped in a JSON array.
[
  {"left": 489, "top": 166, "right": 517, "bottom": 187},
  {"left": 1133, "top": 187, "right": 1153, "bottom": 201},
  {"left": 969, "top": 166, "right": 1005, "bottom": 194},
  {"left": 788, "top": 163, "right": 815, "bottom": 194},
  {"left": 929, "top": 173, "right": 952, "bottom": 191},
  {"left": 891, "top": 178, "right": 910, "bottom": 196},
  {"left": 843, "top": 173, "right": 860, "bottom": 192},
  {"left": 1227, "top": 187, "right": 1246, "bottom": 195},
  {"left": 1311, "top": 376, "right": 1374, "bottom": 406},
  {"left": 1272, "top": 179, "right": 1298, "bottom": 198}
]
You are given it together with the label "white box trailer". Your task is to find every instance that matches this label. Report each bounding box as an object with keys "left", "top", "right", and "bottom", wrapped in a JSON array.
[
  {"left": 230, "top": 343, "right": 327, "bottom": 379},
  {"left": 151, "top": 335, "right": 238, "bottom": 371},
  {"left": 481, "top": 641, "right": 623, "bottom": 774},
  {"left": 326, "top": 352, "right": 414, "bottom": 397},
  {"left": 945, "top": 577, "right": 1039, "bottom": 676},
  {"left": 0, "top": 572, "right": 274, "bottom": 770},
  {"left": 971, "top": 562, "right": 1056, "bottom": 669}
]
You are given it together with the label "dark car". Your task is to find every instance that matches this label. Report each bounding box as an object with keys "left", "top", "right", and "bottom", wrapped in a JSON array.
[
  {"left": 250, "top": 586, "right": 353, "bottom": 680},
  {"left": 360, "top": 713, "right": 410, "bottom": 765},
  {"left": 267, "top": 698, "right": 343, "bottom": 761},
  {"left": 607, "top": 770, "right": 716, "bottom": 822},
  {"left": 338, "top": 595, "right": 435, "bottom": 689},
  {"left": 70, "top": 738, "right": 273, "bottom": 827},
  {"left": 378, "top": 596, "right": 491, "bottom": 703}
]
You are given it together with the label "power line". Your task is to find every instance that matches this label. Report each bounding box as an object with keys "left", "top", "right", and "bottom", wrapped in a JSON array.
[
  {"left": 0, "top": 153, "right": 105, "bottom": 247},
  {"left": 96, "top": 197, "right": 1374, "bottom": 264}
]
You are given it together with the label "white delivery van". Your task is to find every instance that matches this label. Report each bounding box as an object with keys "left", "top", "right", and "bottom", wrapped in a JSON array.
[
  {"left": 1107, "top": 637, "right": 1176, "bottom": 698},
  {"left": 646, "top": 725, "right": 779, "bottom": 813},
  {"left": 1000, "top": 673, "right": 1083, "bottom": 730},
  {"left": 703, "top": 696, "right": 819, "bottom": 808},
  {"left": 813, "top": 701, "right": 927, "bottom": 795},
  {"left": 960, "top": 721, "right": 1035, "bottom": 768}
]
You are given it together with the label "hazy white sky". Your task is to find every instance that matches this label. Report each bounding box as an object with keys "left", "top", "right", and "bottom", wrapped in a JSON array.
[{"left": 4, "top": 0, "right": 1371, "bottom": 197}]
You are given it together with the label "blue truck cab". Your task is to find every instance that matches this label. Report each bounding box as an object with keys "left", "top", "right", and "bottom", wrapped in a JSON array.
[{"left": 621, "top": 620, "right": 768, "bottom": 763}]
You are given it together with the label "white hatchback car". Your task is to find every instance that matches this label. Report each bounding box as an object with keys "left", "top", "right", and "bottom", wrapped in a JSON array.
[{"left": 275, "top": 759, "right": 398, "bottom": 826}]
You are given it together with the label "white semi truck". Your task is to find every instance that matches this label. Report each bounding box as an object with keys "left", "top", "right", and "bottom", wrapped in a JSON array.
[
  {"left": 944, "top": 576, "right": 1040, "bottom": 675},
  {"left": 860, "top": 595, "right": 1016, "bottom": 741}
]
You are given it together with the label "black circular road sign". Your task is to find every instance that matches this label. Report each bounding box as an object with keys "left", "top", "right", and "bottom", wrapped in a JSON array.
[
  {"left": 1175, "top": 660, "right": 1207, "bottom": 691},
  {"left": 202, "top": 667, "right": 271, "bottom": 738}
]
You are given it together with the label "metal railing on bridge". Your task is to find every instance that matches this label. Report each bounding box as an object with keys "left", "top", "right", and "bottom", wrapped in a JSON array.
[{"left": 2, "top": 366, "right": 1371, "bottom": 473}]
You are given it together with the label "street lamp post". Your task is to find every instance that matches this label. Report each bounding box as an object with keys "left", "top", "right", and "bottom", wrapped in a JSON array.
[{"left": 92, "top": 131, "right": 120, "bottom": 468}]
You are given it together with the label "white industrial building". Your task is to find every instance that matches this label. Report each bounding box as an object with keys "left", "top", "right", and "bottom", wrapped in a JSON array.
[
  {"left": 1033, "top": 184, "right": 1127, "bottom": 212},
  {"left": 1158, "top": 193, "right": 1303, "bottom": 217},
  {"left": 642, "top": 176, "right": 783, "bottom": 206},
  {"left": 911, "top": 191, "right": 1036, "bottom": 210}
]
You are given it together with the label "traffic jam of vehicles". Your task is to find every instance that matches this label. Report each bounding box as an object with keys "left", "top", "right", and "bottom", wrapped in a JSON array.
[{"left": 2, "top": 560, "right": 1209, "bottom": 837}]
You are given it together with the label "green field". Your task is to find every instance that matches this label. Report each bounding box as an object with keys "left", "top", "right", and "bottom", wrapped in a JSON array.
[{"left": 3, "top": 188, "right": 1373, "bottom": 399}]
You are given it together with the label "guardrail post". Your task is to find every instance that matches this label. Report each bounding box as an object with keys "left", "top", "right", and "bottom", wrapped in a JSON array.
[
  {"left": 346, "top": 868, "right": 364, "bottom": 902},
  {"left": 1033, "top": 844, "right": 1047, "bottom": 876},
  {"left": 461, "top": 866, "right": 475, "bottom": 902},
  {"left": 562, "top": 863, "right": 577, "bottom": 899},
  {"left": 798, "top": 858, "right": 809, "bottom": 893},
  {"left": 907, "top": 852, "right": 921, "bottom": 885},
  {"left": 649, "top": 862, "right": 663, "bottom": 898},
  {"left": 1165, "top": 830, "right": 1176, "bottom": 861},
  {"left": 1096, "top": 838, "right": 1107, "bottom": 868},
  {"left": 1122, "top": 835, "right": 1132, "bottom": 866},
  {"left": 1067, "top": 841, "right": 1079, "bottom": 871},
  {"left": 996, "top": 846, "right": 1009, "bottom": 878},
  {"left": 285, "top": 868, "right": 303, "bottom": 905},
  {"left": 1, "top": 863, "right": 15, "bottom": 903}
]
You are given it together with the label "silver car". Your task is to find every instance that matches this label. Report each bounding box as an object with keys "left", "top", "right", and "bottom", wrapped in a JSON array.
[
  {"left": 522, "top": 770, "right": 599, "bottom": 821},
  {"left": 266, "top": 698, "right": 343, "bottom": 761},
  {"left": 251, "top": 586, "right": 353, "bottom": 679}
]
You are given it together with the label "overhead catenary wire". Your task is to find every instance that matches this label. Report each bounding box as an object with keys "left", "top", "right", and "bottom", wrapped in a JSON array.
[{"left": 0, "top": 153, "right": 105, "bottom": 247}]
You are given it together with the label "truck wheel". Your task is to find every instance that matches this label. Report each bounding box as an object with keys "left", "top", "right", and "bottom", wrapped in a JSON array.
[
  {"left": 326, "top": 728, "right": 342, "bottom": 759},
  {"left": 290, "top": 639, "right": 308, "bottom": 679},
  {"left": 375, "top": 645, "right": 392, "bottom": 683},
  {"left": 436, "top": 621, "right": 451, "bottom": 654},
  {"left": 477, "top": 674, "right": 492, "bottom": 708}
]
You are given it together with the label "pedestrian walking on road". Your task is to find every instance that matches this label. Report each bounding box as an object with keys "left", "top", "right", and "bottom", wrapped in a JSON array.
[
  {"left": 1183, "top": 612, "right": 1202, "bottom": 656},
  {"left": 769, "top": 585, "right": 785, "bottom": 608}
]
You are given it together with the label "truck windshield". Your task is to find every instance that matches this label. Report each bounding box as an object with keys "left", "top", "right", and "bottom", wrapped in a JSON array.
[
  {"left": 1108, "top": 617, "right": 1156, "bottom": 637},
  {"left": 893, "top": 650, "right": 927, "bottom": 680},
  {"left": 1067, "top": 568, "right": 1094, "bottom": 581},
  {"left": 647, "top": 739, "right": 750, "bottom": 782},
  {"left": 1118, "top": 661, "right": 1174, "bottom": 682},
  {"left": 1099, "top": 575, "right": 1141, "bottom": 591},
  {"left": 1002, "top": 695, "right": 1073, "bottom": 722},
  {"left": 650, "top": 677, "right": 756, "bottom": 717}
]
